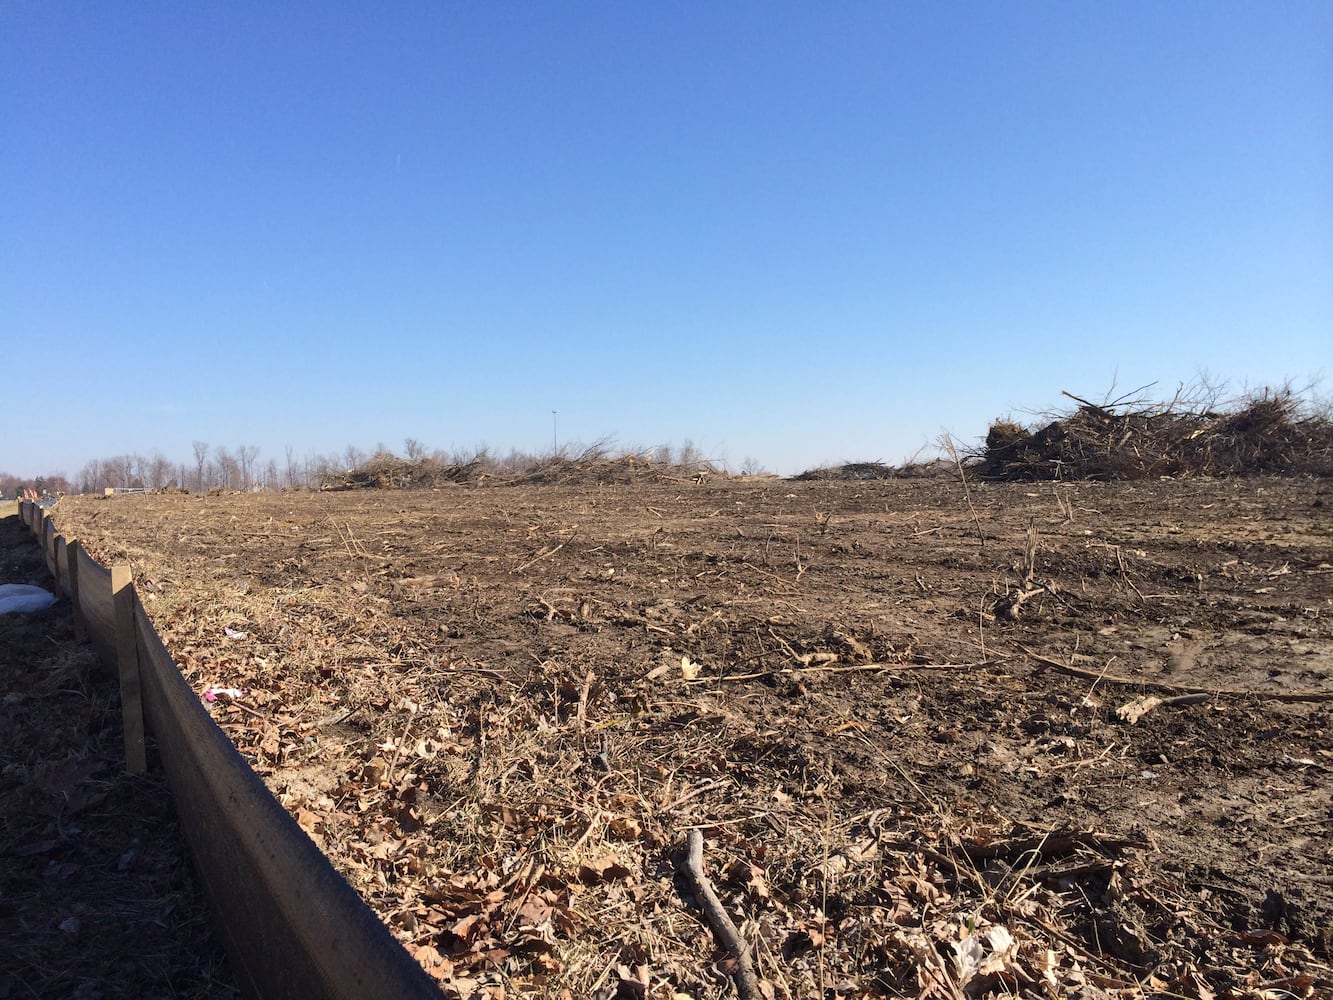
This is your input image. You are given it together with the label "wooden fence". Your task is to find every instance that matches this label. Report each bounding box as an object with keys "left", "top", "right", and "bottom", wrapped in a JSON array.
[{"left": 14, "top": 501, "right": 440, "bottom": 1000}]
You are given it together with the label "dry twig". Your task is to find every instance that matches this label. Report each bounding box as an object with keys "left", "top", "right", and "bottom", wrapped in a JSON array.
[
  {"left": 516, "top": 531, "right": 577, "bottom": 573},
  {"left": 1019, "top": 645, "right": 1333, "bottom": 702},
  {"left": 942, "top": 434, "right": 986, "bottom": 546},
  {"left": 673, "top": 828, "right": 762, "bottom": 1000}
]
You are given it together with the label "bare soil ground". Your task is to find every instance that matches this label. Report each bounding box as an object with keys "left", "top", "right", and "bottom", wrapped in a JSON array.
[
  {"left": 43, "top": 477, "right": 1333, "bottom": 998},
  {"left": 0, "top": 511, "right": 238, "bottom": 1000}
]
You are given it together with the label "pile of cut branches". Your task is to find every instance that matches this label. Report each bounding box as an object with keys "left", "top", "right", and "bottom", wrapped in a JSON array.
[
  {"left": 323, "top": 455, "right": 488, "bottom": 490},
  {"left": 794, "top": 459, "right": 953, "bottom": 481},
  {"left": 327, "top": 443, "right": 721, "bottom": 490},
  {"left": 974, "top": 385, "right": 1333, "bottom": 481},
  {"left": 509, "top": 453, "right": 714, "bottom": 486}
]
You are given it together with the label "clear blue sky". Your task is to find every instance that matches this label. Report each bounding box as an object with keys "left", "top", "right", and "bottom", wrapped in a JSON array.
[{"left": 4, "top": 2, "right": 1329, "bottom": 478}]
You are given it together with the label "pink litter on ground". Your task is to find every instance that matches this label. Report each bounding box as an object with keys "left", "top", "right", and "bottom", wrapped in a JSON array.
[{"left": 203, "top": 687, "right": 245, "bottom": 702}]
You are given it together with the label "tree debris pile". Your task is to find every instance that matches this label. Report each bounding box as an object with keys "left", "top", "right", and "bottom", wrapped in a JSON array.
[
  {"left": 510, "top": 453, "right": 716, "bottom": 486},
  {"left": 322, "top": 455, "right": 489, "bottom": 490},
  {"left": 975, "top": 388, "right": 1333, "bottom": 480},
  {"left": 794, "top": 459, "right": 953, "bottom": 481},
  {"left": 325, "top": 447, "right": 720, "bottom": 490},
  {"left": 795, "top": 461, "right": 897, "bottom": 481}
]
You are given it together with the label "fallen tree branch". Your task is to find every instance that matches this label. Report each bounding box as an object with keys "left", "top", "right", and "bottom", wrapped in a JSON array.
[
  {"left": 1018, "top": 645, "right": 1333, "bottom": 703},
  {"left": 1116, "top": 692, "right": 1212, "bottom": 723},
  {"left": 950, "top": 827, "right": 1148, "bottom": 862},
  {"left": 1061, "top": 389, "right": 1114, "bottom": 419},
  {"left": 515, "top": 532, "right": 576, "bottom": 573},
  {"left": 674, "top": 828, "right": 761, "bottom": 1000},
  {"left": 704, "top": 658, "right": 1006, "bottom": 683}
]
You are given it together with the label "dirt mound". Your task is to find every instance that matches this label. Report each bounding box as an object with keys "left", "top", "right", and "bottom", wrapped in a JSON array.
[{"left": 975, "top": 388, "right": 1333, "bottom": 481}]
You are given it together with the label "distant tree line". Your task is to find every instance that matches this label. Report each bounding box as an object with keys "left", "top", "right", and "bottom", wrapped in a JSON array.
[
  {"left": 0, "top": 471, "right": 74, "bottom": 498},
  {"left": 57, "top": 441, "right": 485, "bottom": 494},
  {"left": 75, "top": 443, "right": 308, "bottom": 493},
  {"left": 4, "top": 437, "right": 729, "bottom": 497}
]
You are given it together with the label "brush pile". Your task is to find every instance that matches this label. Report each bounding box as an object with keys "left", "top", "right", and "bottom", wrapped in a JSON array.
[
  {"left": 974, "top": 387, "right": 1333, "bottom": 481},
  {"left": 324, "top": 446, "right": 719, "bottom": 490},
  {"left": 509, "top": 452, "right": 715, "bottom": 487},
  {"left": 325, "top": 455, "right": 488, "bottom": 490},
  {"left": 794, "top": 460, "right": 953, "bottom": 481},
  {"left": 793, "top": 461, "right": 897, "bottom": 481}
]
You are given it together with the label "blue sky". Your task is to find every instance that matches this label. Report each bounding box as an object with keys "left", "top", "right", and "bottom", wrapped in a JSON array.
[{"left": 4, "top": 2, "right": 1329, "bottom": 478}]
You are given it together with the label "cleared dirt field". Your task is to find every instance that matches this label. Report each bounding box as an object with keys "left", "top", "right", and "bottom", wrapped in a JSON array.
[{"left": 49, "top": 476, "right": 1332, "bottom": 998}]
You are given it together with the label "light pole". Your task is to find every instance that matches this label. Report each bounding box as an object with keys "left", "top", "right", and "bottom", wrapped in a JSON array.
[{"left": 552, "top": 410, "right": 558, "bottom": 454}]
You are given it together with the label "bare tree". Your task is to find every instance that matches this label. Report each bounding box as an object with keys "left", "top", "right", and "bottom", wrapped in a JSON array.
[
  {"left": 192, "top": 442, "right": 209, "bottom": 492},
  {"left": 678, "top": 439, "right": 704, "bottom": 469},
  {"left": 77, "top": 460, "right": 105, "bottom": 494},
  {"left": 147, "top": 451, "right": 173, "bottom": 489},
  {"left": 308, "top": 451, "right": 337, "bottom": 486},
  {"left": 285, "top": 445, "right": 300, "bottom": 489},
  {"left": 104, "top": 455, "right": 135, "bottom": 489},
  {"left": 129, "top": 453, "right": 149, "bottom": 487},
  {"left": 404, "top": 437, "right": 426, "bottom": 461},
  {"left": 214, "top": 447, "right": 238, "bottom": 490},
  {"left": 238, "top": 445, "right": 260, "bottom": 488}
]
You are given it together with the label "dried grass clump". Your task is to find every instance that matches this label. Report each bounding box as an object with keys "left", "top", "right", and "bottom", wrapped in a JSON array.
[{"left": 974, "top": 384, "right": 1333, "bottom": 481}]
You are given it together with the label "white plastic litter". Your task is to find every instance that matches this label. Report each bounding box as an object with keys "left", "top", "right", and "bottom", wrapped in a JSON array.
[{"left": 0, "top": 584, "right": 57, "bottom": 615}]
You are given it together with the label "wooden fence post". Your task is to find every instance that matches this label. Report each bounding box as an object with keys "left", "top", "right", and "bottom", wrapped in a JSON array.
[
  {"left": 111, "top": 564, "right": 148, "bottom": 775},
  {"left": 54, "top": 535, "right": 66, "bottom": 595},
  {"left": 42, "top": 516, "right": 57, "bottom": 578},
  {"left": 67, "top": 539, "right": 86, "bottom": 641}
]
